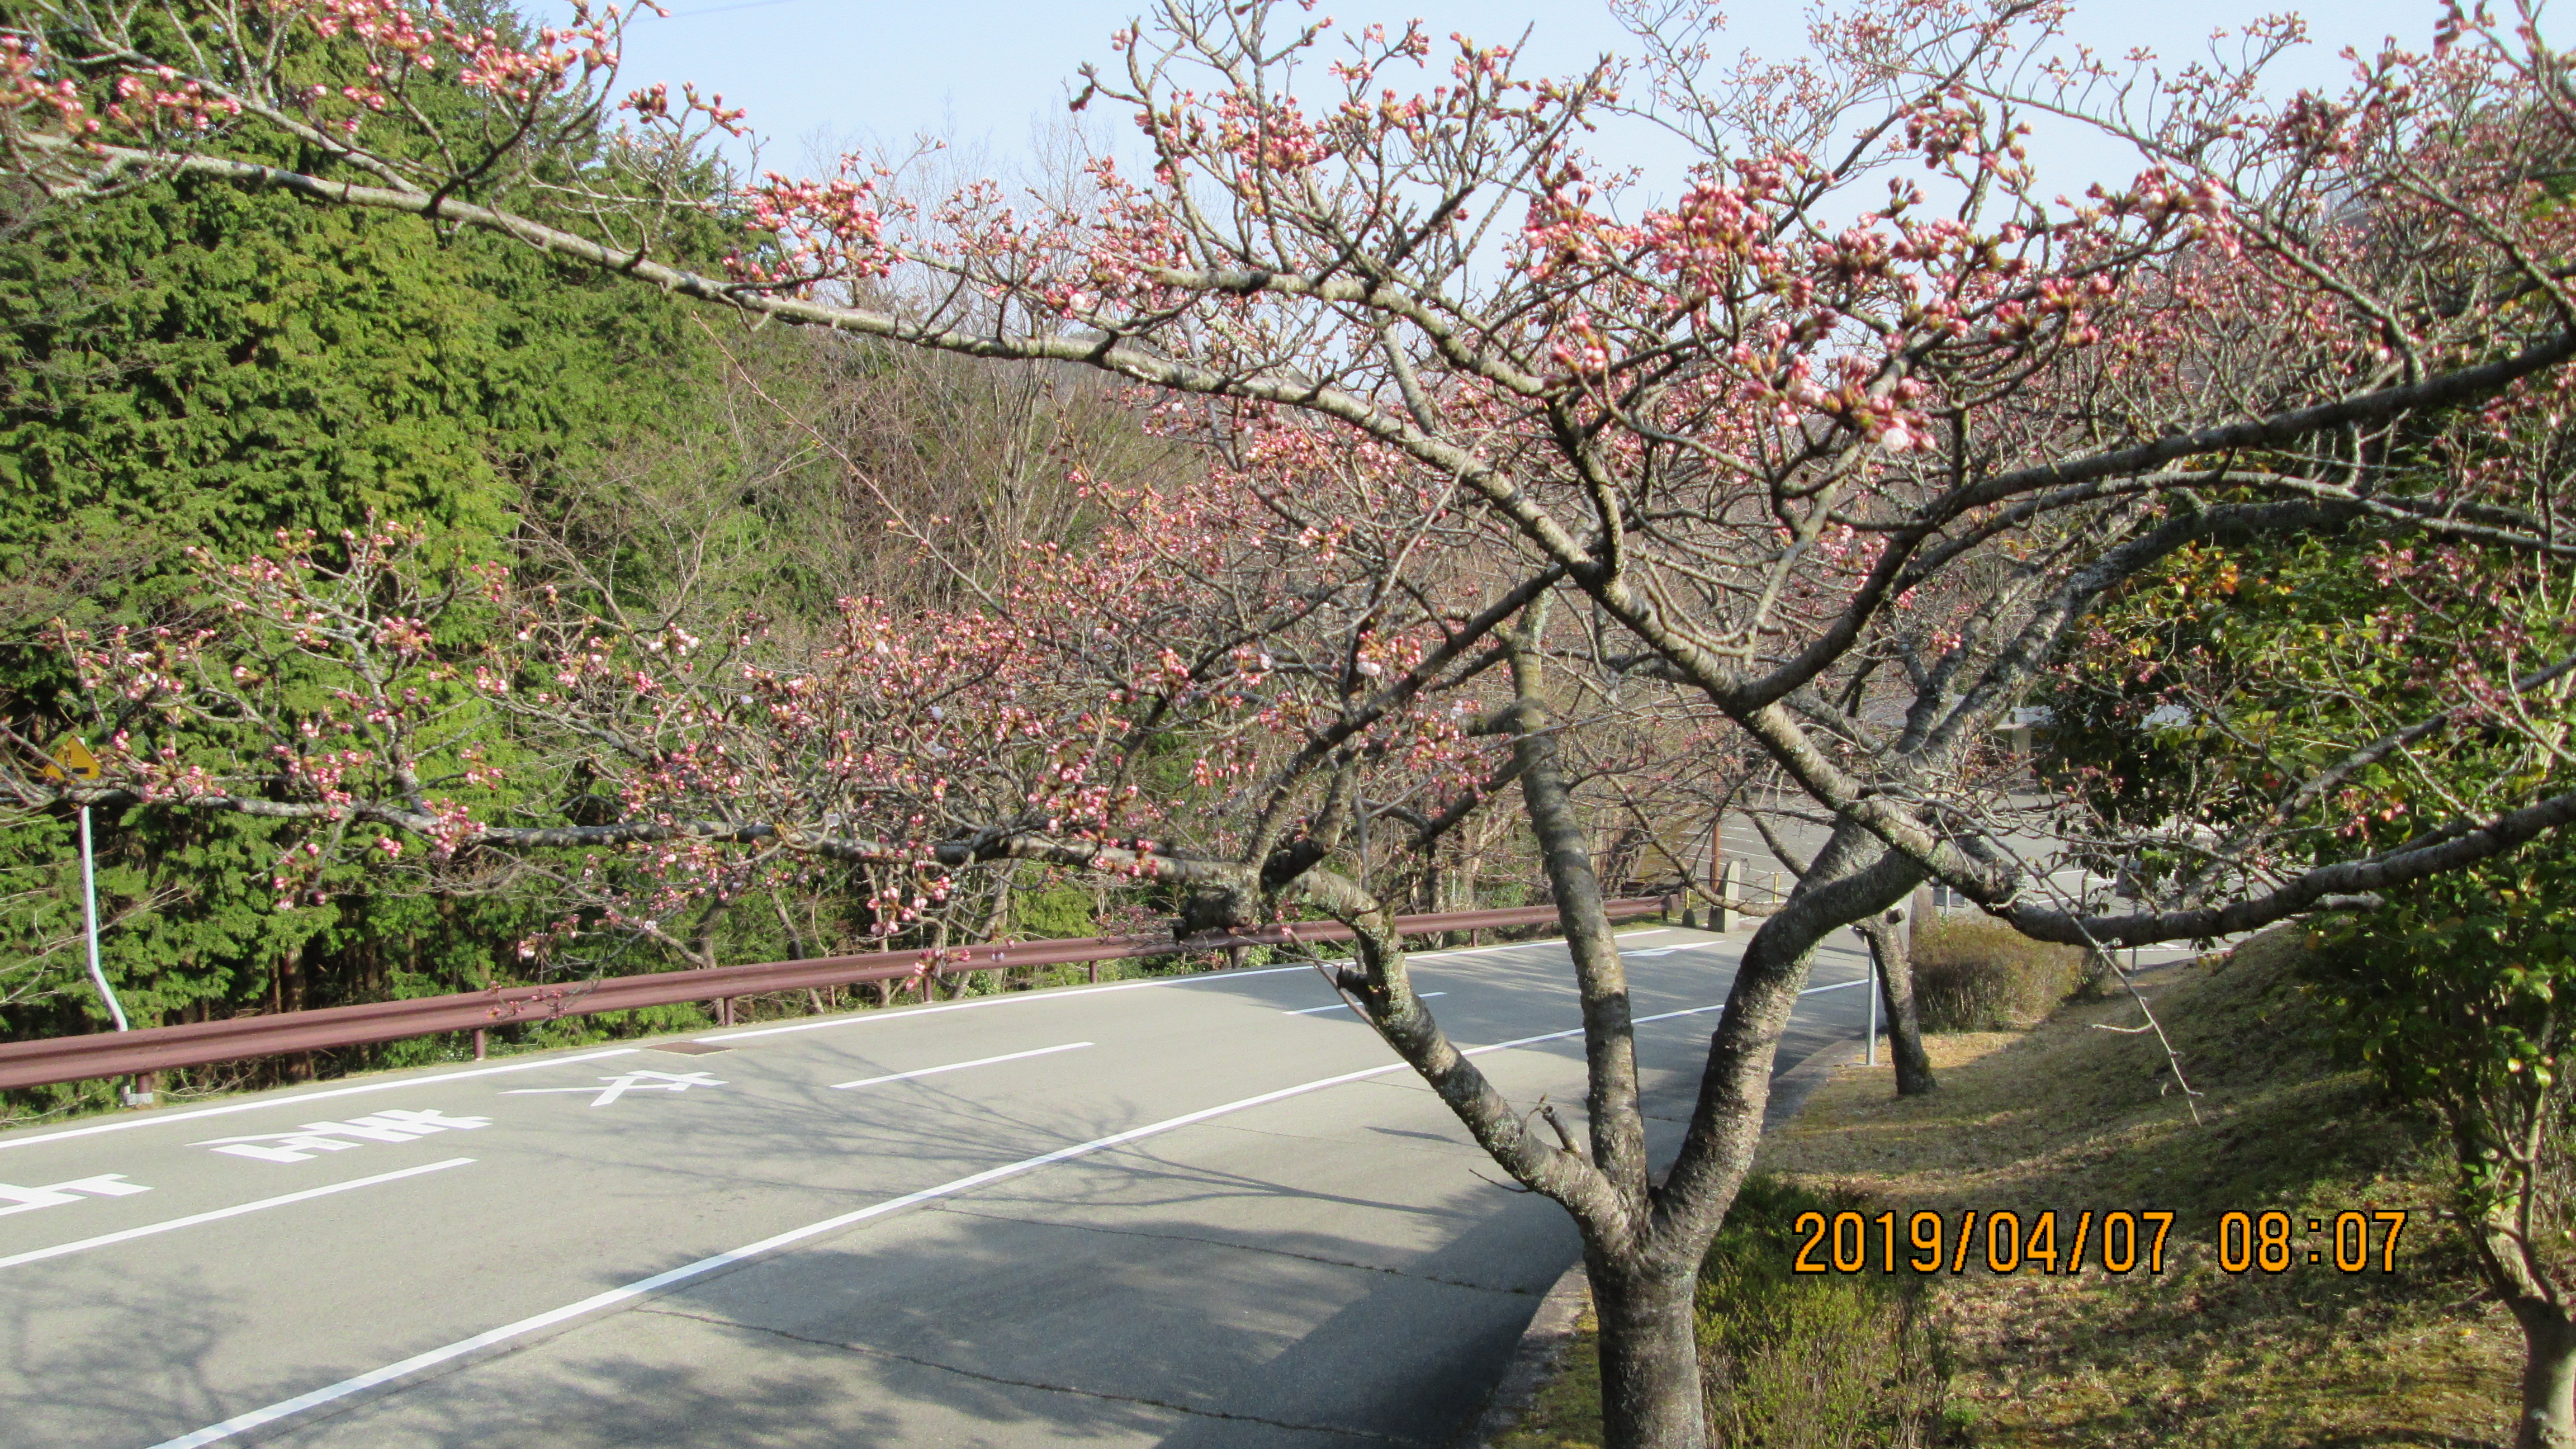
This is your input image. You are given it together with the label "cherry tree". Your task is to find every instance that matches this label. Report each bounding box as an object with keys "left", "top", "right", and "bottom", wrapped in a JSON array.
[
  {"left": 13, "top": 0, "right": 2576, "bottom": 1442},
  {"left": 25, "top": 460, "right": 1559, "bottom": 936}
]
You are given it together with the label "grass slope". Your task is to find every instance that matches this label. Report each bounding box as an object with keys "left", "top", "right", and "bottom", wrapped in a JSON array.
[{"left": 1500, "top": 929, "right": 2522, "bottom": 1447}]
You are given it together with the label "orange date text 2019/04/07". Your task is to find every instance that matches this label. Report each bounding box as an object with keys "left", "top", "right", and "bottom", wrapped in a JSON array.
[{"left": 1787, "top": 1209, "right": 2413, "bottom": 1277}]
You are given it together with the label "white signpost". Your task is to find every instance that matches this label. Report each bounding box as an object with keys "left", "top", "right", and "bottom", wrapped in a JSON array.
[{"left": 44, "top": 738, "right": 128, "bottom": 1038}]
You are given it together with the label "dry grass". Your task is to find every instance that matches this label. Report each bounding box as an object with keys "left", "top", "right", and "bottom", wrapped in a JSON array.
[
  {"left": 1764, "top": 929, "right": 2516, "bottom": 1446},
  {"left": 1494, "top": 929, "right": 2522, "bottom": 1448}
]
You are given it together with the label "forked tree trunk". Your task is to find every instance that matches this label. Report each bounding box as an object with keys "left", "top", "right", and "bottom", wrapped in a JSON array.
[
  {"left": 1856, "top": 912, "right": 1936, "bottom": 1096},
  {"left": 1590, "top": 1255, "right": 1708, "bottom": 1449},
  {"left": 1503, "top": 618, "right": 1708, "bottom": 1449},
  {"left": 2487, "top": 1209, "right": 2576, "bottom": 1449},
  {"left": 2509, "top": 1295, "right": 2576, "bottom": 1448}
]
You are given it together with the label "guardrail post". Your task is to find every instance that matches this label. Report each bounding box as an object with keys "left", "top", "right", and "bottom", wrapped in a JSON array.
[{"left": 472, "top": 1029, "right": 487, "bottom": 1061}]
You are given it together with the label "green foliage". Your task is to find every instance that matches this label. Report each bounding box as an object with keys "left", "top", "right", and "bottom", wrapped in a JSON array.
[
  {"left": 0, "top": 179, "right": 709, "bottom": 623},
  {"left": 0, "top": 2, "right": 727, "bottom": 1082},
  {"left": 1910, "top": 916, "right": 2090, "bottom": 1033},
  {"left": 2047, "top": 541, "right": 2400, "bottom": 875},
  {"left": 1497, "top": 1175, "right": 1945, "bottom": 1449},
  {"left": 1694, "top": 1175, "right": 1944, "bottom": 1448},
  {"left": 0, "top": 2, "right": 1226, "bottom": 1111},
  {"left": 2309, "top": 846, "right": 2576, "bottom": 1221},
  {"left": 1010, "top": 883, "right": 1097, "bottom": 940}
]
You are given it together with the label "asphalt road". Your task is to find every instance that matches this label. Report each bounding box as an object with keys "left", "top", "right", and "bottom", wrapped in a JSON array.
[
  {"left": 1703, "top": 798, "right": 2134, "bottom": 921},
  {"left": 0, "top": 925, "right": 1879, "bottom": 1449}
]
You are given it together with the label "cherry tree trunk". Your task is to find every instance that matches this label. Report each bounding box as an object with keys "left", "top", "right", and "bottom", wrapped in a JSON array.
[
  {"left": 1858, "top": 913, "right": 1936, "bottom": 1096},
  {"left": 1589, "top": 1254, "right": 1708, "bottom": 1449},
  {"left": 2510, "top": 1296, "right": 2576, "bottom": 1448},
  {"left": 1505, "top": 628, "right": 1704, "bottom": 1449}
]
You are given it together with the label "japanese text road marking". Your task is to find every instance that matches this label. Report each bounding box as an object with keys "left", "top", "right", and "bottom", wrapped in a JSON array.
[
  {"left": 0, "top": 1049, "right": 638, "bottom": 1156},
  {"left": 195, "top": 1110, "right": 491, "bottom": 1163},
  {"left": 148, "top": 997, "right": 1741, "bottom": 1449},
  {"left": 0, "top": 1158, "right": 471, "bottom": 1273},
  {"left": 0, "top": 1173, "right": 148, "bottom": 1217},
  {"left": 501, "top": 1069, "right": 725, "bottom": 1107}
]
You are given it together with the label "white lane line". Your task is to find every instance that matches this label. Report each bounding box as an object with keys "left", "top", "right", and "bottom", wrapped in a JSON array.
[
  {"left": 700, "top": 964, "right": 1314, "bottom": 1042},
  {"left": 0, "top": 1158, "right": 472, "bottom": 1273},
  {"left": 1405, "top": 943, "right": 1555, "bottom": 963},
  {"left": 1620, "top": 944, "right": 1724, "bottom": 959},
  {"left": 149, "top": 996, "right": 1737, "bottom": 1449},
  {"left": 705, "top": 929, "right": 1690, "bottom": 1041},
  {"left": 831, "top": 1042, "right": 1093, "bottom": 1091},
  {"left": 0, "top": 1052, "right": 641, "bottom": 1154},
  {"left": 1412, "top": 929, "right": 1684, "bottom": 964},
  {"left": 1800, "top": 979, "right": 1870, "bottom": 996},
  {"left": 1284, "top": 992, "right": 1444, "bottom": 1016}
]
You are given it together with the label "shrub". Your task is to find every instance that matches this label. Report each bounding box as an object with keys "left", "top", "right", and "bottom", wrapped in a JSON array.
[
  {"left": 1910, "top": 916, "right": 2089, "bottom": 1033},
  {"left": 1696, "top": 1175, "right": 1943, "bottom": 1448},
  {"left": 1010, "top": 884, "right": 1096, "bottom": 939}
]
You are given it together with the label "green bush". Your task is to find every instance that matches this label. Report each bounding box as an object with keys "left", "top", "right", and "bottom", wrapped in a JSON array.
[
  {"left": 1010, "top": 884, "right": 1097, "bottom": 939},
  {"left": 1910, "top": 916, "right": 2089, "bottom": 1033},
  {"left": 1696, "top": 1176, "right": 1943, "bottom": 1448}
]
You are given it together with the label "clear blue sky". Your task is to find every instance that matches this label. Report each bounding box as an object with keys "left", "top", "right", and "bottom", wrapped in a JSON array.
[{"left": 596, "top": 0, "right": 2452, "bottom": 198}]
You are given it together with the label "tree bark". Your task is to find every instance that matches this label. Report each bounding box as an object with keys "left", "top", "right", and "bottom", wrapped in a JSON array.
[
  {"left": 2476, "top": 1195, "right": 2576, "bottom": 1449},
  {"left": 2509, "top": 1295, "right": 2576, "bottom": 1449},
  {"left": 1500, "top": 612, "right": 1704, "bottom": 1447},
  {"left": 1652, "top": 825, "right": 1923, "bottom": 1255},
  {"left": 1591, "top": 1254, "right": 1708, "bottom": 1449},
  {"left": 1857, "top": 911, "right": 1936, "bottom": 1096}
]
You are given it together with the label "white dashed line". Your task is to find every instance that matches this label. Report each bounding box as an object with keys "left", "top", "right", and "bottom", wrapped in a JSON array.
[
  {"left": 148, "top": 996, "right": 1741, "bottom": 1448},
  {"left": 1284, "top": 992, "right": 1445, "bottom": 1016},
  {"left": 831, "top": 1042, "right": 1094, "bottom": 1091}
]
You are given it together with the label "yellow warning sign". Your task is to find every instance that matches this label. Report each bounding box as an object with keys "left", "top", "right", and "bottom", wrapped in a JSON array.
[{"left": 40, "top": 737, "right": 100, "bottom": 783}]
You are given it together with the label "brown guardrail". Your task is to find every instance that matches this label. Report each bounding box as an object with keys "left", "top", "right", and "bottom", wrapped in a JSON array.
[{"left": 0, "top": 897, "right": 1675, "bottom": 1090}]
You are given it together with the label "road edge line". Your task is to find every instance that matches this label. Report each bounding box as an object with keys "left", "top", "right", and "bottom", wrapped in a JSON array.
[
  {"left": 0, "top": 1158, "right": 473, "bottom": 1272},
  {"left": 145, "top": 1000, "right": 1738, "bottom": 1448}
]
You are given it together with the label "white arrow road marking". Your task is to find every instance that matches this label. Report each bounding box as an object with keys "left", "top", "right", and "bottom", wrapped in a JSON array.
[
  {"left": 1284, "top": 992, "right": 1444, "bottom": 1016},
  {"left": 830, "top": 1041, "right": 1092, "bottom": 1091},
  {"left": 0, "top": 1159, "right": 471, "bottom": 1272},
  {"left": 147, "top": 997, "right": 1753, "bottom": 1449},
  {"left": 500, "top": 1069, "right": 726, "bottom": 1107}
]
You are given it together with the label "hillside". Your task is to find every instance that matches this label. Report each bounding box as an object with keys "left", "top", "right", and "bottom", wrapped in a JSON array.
[{"left": 1504, "top": 929, "right": 2521, "bottom": 1447}]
